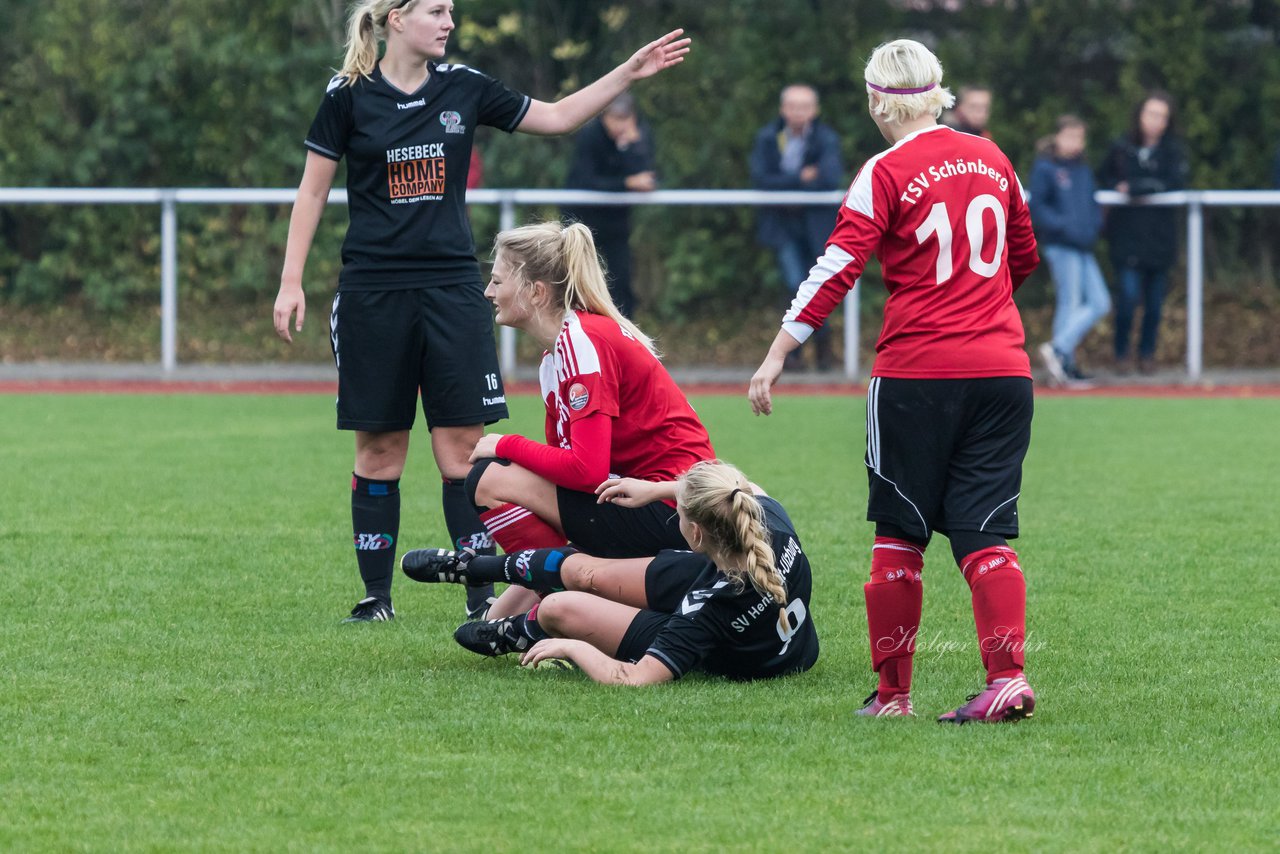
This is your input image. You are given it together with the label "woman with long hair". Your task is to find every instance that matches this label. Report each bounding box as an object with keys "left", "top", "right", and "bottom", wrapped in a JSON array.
[
  {"left": 1098, "top": 90, "right": 1188, "bottom": 374},
  {"left": 420, "top": 219, "right": 715, "bottom": 620},
  {"left": 272, "top": 0, "right": 689, "bottom": 622},
  {"left": 401, "top": 461, "right": 819, "bottom": 685}
]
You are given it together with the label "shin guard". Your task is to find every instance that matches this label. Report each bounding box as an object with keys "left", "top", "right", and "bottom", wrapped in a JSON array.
[
  {"left": 865, "top": 537, "right": 925, "bottom": 701},
  {"left": 960, "top": 546, "right": 1027, "bottom": 682},
  {"left": 351, "top": 474, "right": 400, "bottom": 604}
]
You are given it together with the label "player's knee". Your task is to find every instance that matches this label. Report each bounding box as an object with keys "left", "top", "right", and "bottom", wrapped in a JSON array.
[
  {"left": 354, "top": 433, "right": 410, "bottom": 480},
  {"left": 534, "top": 592, "right": 572, "bottom": 636},
  {"left": 464, "top": 457, "right": 511, "bottom": 511},
  {"left": 558, "top": 557, "right": 592, "bottom": 593},
  {"left": 949, "top": 530, "right": 1008, "bottom": 568},
  {"left": 958, "top": 545, "right": 1021, "bottom": 586},
  {"left": 869, "top": 533, "right": 926, "bottom": 585}
]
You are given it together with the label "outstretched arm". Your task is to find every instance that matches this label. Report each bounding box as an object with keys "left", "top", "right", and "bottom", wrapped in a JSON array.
[
  {"left": 521, "top": 639, "right": 674, "bottom": 685},
  {"left": 516, "top": 30, "right": 691, "bottom": 136}
]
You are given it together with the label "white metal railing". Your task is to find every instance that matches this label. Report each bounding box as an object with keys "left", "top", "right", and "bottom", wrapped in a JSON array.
[{"left": 4, "top": 187, "right": 1280, "bottom": 380}]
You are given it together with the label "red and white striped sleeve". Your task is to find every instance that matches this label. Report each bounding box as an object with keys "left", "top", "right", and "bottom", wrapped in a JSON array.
[{"left": 782, "top": 154, "right": 893, "bottom": 342}]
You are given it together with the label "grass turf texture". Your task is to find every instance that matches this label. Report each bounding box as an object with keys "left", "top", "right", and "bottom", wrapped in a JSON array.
[{"left": 1, "top": 392, "right": 1276, "bottom": 852}]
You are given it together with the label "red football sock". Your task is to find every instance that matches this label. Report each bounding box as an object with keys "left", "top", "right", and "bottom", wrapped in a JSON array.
[
  {"left": 960, "top": 546, "right": 1027, "bottom": 682},
  {"left": 865, "top": 537, "right": 925, "bottom": 702},
  {"left": 479, "top": 503, "right": 568, "bottom": 553}
]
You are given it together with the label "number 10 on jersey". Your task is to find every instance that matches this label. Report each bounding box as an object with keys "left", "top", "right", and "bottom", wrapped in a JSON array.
[{"left": 914, "top": 194, "right": 1007, "bottom": 285}]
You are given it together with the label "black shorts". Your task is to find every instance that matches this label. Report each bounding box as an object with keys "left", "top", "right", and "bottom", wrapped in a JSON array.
[
  {"left": 615, "top": 550, "right": 711, "bottom": 662},
  {"left": 329, "top": 284, "right": 508, "bottom": 431},
  {"left": 555, "top": 489, "right": 689, "bottom": 559},
  {"left": 864, "top": 376, "right": 1033, "bottom": 542}
]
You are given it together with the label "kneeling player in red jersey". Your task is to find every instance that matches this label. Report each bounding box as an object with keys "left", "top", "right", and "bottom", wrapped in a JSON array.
[
  {"left": 413, "top": 220, "right": 715, "bottom": 620},
  {"left": 750, "top": 39, "right": 1039, "bottom": 723},
  {"left": 402, "top": 461, "right": 818, "bottom": 685}
]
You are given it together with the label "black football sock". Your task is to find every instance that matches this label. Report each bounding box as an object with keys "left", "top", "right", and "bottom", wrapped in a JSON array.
[
  {"left": 458, "top": 547, "right": 576, "bottom": 590},
  {"left": 352, "top": 474, "right": 400, "bottom": 604},
  {"left": 512, "top": 607, "right": 550, "bottom": 644},
  {"left": 442, "top": 477, "right": 497, "bottom": 611},
  {"left": 463, "top": 546, "right": 578, "bottom": 593}
]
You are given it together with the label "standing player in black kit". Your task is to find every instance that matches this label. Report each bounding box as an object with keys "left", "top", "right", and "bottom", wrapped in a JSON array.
[{"left": 273, "top": 0, "right": 691, "bottom": 622}]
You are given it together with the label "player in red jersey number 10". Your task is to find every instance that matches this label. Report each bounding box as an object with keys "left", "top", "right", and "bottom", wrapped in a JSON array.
[{"left": 749, "top": 39, "right": 1041, "bottom": 723}]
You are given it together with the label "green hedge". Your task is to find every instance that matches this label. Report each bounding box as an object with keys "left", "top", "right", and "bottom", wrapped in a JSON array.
[{"left": 3, "top": 0, "right": 1279, "bottom": 315}]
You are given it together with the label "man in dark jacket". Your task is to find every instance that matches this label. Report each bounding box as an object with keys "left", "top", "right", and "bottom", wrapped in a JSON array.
[
  {"left": 1029, "top": 115, "right": 1111, "bottom": 386},
  {"left": 750, "top": 84, "right": 844, "bottom": 370},
  {"left": 562, "top": 93, "right": 656, "bottom": 318}
]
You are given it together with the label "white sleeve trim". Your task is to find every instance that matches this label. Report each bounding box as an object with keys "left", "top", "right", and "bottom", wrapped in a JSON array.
[
  {"left": 782, "top": 322, "right": 814, "bottom": 344},
  {"left": 782, "top": 244, "right": 857, "bottom": 327}
]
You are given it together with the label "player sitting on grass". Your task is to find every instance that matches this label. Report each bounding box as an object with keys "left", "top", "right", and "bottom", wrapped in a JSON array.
[
  {"left": 454, "top": 220, "right": 714, "bottom": 621},
  {"left": 401, "top": 460, "right": 819, "bottom": 685}
]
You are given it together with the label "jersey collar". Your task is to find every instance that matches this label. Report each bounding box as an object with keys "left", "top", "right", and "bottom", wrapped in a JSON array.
[{"left": 373, "top": 61, "right": 433, "bottom": 99}]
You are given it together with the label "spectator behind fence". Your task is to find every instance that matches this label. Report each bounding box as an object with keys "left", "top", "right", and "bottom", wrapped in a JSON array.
[
  {"left": 749, "top": 84, "right": 843, "bottom": 371},
  {"left": 945, "top": 84, "right": 993, "bottom": 139},
  {"left": 1030, "top": 115, "right": 1111, "bottom": 387},
  {"left": 1098, "top": 90, "right": 1188, "bottom": 375},
  {"left": 561, "top": 93, "right": 656, "bottom": 318}
]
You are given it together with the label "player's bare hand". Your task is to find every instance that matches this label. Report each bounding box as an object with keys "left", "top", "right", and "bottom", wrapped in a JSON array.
[
  {"left": 749, "top": 353, "right": 786, "bottom": 416},
  {"left": 468, "top": 433, "right": 505, "bottom": 463},
  {"left": 596, "top": 477, "right": 662, "bottom": 507},
  {"left": 521, "top": 638, "right": 580, "bottom": 669},
  {"left": 273, "top": 284, "right": 305, "bottom": 343},
  {"left": 626, "top": 29, "right": 691, "bottom": 81}
]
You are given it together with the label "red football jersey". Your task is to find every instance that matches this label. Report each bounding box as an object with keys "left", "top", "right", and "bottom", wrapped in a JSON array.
[
  {"left": 784, "top": 125, "right": 1039, "bottom": 378},
  {"left": 538, "top": 311, "right": 714, "bottom": 483}
]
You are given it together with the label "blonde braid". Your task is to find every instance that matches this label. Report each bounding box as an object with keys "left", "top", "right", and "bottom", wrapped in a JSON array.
[
  {"left": 729, "top": 489, "right": 788, "bottom": 630},
  {"left": 677, "top": 461, "right": 787, "bottom": 629}
]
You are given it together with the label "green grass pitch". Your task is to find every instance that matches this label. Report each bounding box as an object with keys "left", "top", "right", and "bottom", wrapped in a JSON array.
[{"left": 1, "top": 392, "right": 1276, "bottom": 851}]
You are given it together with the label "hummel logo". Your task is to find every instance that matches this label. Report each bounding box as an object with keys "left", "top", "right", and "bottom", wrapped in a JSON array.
[
  {"left": 397, "top": 98, "right": 426, "bottom": 110},
  {"left": 679, "top": 587, "right": 717, "bottom": 616}
]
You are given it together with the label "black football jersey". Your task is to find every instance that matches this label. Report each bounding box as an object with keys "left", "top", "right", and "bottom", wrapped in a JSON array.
[
  {"left": 305, "top": 62, "right": 529, "bottom": 289},
  {"left": 646, "top": 497, "right": 819, "bottom": 681}
]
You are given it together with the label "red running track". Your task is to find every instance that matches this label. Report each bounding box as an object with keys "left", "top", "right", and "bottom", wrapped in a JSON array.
[{"left": 2, "top": 379, "right": 1279, "bottom": 398}]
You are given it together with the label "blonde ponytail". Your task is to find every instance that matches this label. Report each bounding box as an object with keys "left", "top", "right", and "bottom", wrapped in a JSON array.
[
  {"left": 493, "top": 220, "right": 658, "bottom": 356},
  {"left": 559, "top": 223, "right": 655, "bottom": 354},
  {"left": 339, "top": 0, "right": 420, "bottom": 84},
  {"left": 677, "top": 461, "right": 788, "bottom": 630}
]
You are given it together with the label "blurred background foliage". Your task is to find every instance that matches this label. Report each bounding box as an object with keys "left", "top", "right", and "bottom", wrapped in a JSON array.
[{"left": 3, "top": 0, "right": 1279, "bottom": 364}]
